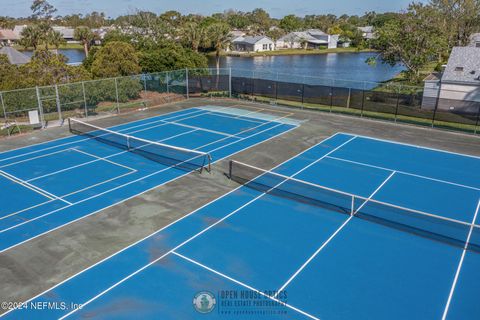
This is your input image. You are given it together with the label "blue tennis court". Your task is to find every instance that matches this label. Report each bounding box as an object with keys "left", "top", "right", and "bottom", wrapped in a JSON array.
[
  {"left": 0, "top": 105, "right": 297, "bottom": 253},
  {"left": 3, "top": 133, "right": 480, "bottom": 320}
]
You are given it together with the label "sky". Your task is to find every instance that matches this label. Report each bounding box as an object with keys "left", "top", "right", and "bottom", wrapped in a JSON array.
[{"left": 1, "top": 0, "right": 420, "bottom": 18}]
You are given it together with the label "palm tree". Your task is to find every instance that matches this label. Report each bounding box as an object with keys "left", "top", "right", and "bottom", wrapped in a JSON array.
[
  {"left": 46, "top": 30, "right": 65, "bottom": 49},
  {"left": 19, "top": 25, "right": 42, "bottom": 50},
  {"left": 207, "top": 23, "right": 232, "bottom": 74},
  {"left": 181, "top": 22, "right": 207, "bottom": 52},
  {"left": 74, "top": 26, "right": 95, "bottom": 56}
]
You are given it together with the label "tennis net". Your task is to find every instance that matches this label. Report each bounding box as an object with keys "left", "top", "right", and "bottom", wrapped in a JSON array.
[
  {"left": 228, "top": 160, "right": 480, "bottom": 252},
  {"left": 69, "top": 118, "right": 211, "bottom": 173}
]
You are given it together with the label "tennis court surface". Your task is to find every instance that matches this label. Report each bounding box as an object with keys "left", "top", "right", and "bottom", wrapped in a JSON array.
[
  {"left": 3, "top": 131, "right": 479, "bottom": 319},
  {"left": 0, "top": 105, "right": 297, "bottom": 253}
]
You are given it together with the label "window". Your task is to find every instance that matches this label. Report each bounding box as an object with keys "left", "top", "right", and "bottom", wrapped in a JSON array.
[
  {"left": 454, "top": 67, "right": 464, "bottom": 72},
  {"left": 263, "top": 44, "right": 268, "bottom": 50},
  {"left": 476, "top": 42, "right": 480, "bottom": 48}
]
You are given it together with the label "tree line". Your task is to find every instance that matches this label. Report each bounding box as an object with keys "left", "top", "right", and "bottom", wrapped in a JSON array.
[{"left": 1, "top": 0, "right": 480, "bottom": 91}]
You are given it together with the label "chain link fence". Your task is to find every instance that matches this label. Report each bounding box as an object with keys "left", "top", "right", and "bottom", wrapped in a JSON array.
[{"left": 1, "top": 68, "right": 479, "bottom": 136}]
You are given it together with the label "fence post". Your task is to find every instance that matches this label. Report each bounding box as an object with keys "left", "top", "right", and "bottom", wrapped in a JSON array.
[
  {"left": 474, "top": 106, "right": 480, "bottom": 135},
  {"left": 185, "top": 68, "right": 189, "bottom": 99},
  {"left": 0, "top": 92, "right": 6, "bottom": 122},
  {"left": 360, "top": 89, "right": 365, "bottom": 117},
  {"left": 394, "top": 89, "right": 400, "bottom": 123},
  {"left": 229, "top": 67, "right": 232, "bottom": 98},
  {"left": 55, "top": 84, "right": 62, "bottom": 122},
  {"left": 82, "top": 81, "right": 88, "bottom": 118},
  {"left": 114, "top": 78, "right": 120, "bottom": 113},
  {"left": 251, "top": 71, "right": 255, "bottom": 99},
  {"left": 36, "top": 86, "right": 45, "bottom": 128},
  {"left": 431, "top": 82, "right": 442, "bottom": 128},
  {"left": 142, "top": 73, "right": 147, "bottom": 94},
  {"left": 347, "top": 88, "right": 351, "bottom": 109},
  {"left": 166, "top": 72, "right": 170, "bottom": 94}
]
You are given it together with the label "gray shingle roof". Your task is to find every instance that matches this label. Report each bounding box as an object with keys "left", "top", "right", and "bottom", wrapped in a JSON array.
[
  {"left": 0, "top": 46, "right": 30, "bottom": 65},
  {"left": 232, "top": 36, "right": 272, "bottom": 45},
  {"left": 442, "top": 47, "right": 480, "bottom": 84}
]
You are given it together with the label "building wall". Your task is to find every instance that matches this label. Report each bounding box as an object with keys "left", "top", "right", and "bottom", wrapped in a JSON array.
[{"left": 422, "top": 80, "right": 480, "bottom": 113}]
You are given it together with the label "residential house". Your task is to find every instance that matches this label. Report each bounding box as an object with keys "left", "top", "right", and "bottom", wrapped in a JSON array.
[
  {"left": 13, "top": 25, "right": 27, "bottom": 38},
  {"left": 0, "top": 29, "right": 19, "bottom": 46},
  {"left": 231, "top": 36, "right": 275, "bottom": 52},
  {"left": 422, "top": 46, "right": 480, "bottom": 113},
  {"left": 52, "top": 26, "right": 77, "bottom": 43},
  {"left": 0, "top": 46, "right": 31, "bottom": 65},
  {"left": 470, "top": 33, "right": 480, "bottom": 48},
  {"left": 276, "top": 29, "right": 338, "bottom": 49},
  {"left": 358, "top": 26, "right": 375, "bottom": 40}
]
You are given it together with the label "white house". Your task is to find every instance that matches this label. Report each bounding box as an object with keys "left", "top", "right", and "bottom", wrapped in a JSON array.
[
  {"left": 276, "top": 29, "right": 338, "bottom": 49},
  {"left": 358, "top": 26, "right": 375, "bottom": 40},
  {"left": 422, "top": 46, "right": 480, "bottom": 113},
  {"left": 231, "top": 36, "right": 275, "bottom": 52},
  {"left": 0, "top": 29, "right": 19, "bottom": 46}
]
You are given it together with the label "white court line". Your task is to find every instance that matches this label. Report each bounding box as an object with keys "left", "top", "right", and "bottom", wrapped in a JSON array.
[
  {"left": 0, "top": 148, "right": 72, "bottom": 169},
  {"left": 159, "top": 119, "right": 239, "bottom": 138},
  {"left": 0, "top": 116, "right": 299, "bottom": 246},
  {"left": 0, "top": 121, "right": 287, "bottom": 234},
  {"left": 0, "top": 132, "right": 340, "bottom": 319},
  {"left": 60, "top": 170, "right": 138, "bottom": 199},
  {"left": 274, "top": 171, "right": 397, "bottom": 298},
  {"left": 338, "top": 132, "right": 480, "bottom": 160},
  {"left": 25, "top": 128, "right": 198, "bottom": 183},
  {"left": 0, "top": 108, "right": 208, "bottom": 163},
  {"left": 73, "top": 149, "right": 138, "bottom": 172},
  {"left": 0, "top": 170, "right": 72, "bottom": 205},
  {"left": 171, "top": 251, "right": 320, "bottom": 320},
  {"left": 0, "top": 199, "right": 58, "bottom": 222},
  {"left": 441, "top": 199, "right": 480, "bottom": 320},
  {"left": 326, "top": 155, "right": 480, "bottom": 192}
]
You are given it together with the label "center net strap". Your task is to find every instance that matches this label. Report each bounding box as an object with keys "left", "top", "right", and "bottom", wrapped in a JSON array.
[
  {"left": 69, "top": 118, "right": 211, "bottom": 173},
  {"left": 228, "top": 160, "right": 480, "bottom": 252}
]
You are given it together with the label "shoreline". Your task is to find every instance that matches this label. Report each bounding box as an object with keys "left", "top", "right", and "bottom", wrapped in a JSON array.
[{"left": 209, "top": 47, "right": 376, "bottom": 58}]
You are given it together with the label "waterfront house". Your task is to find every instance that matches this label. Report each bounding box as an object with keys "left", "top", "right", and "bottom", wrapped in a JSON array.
[
  {"left": 0, "top": 29, "right": 19, "bottom": 46},
  {"left": 52, "top": 26, "right": 77, "bottom": 43},
  {"left": 276, "top": 29, "right": 338, "bottom": 49},
  {"left": 422, "top": 46, "right": 480, "bottom": 113},
  {"left": 358, "top": 26, "right": 375, "bottom": 40},
  {"left": 231, "top": 36, "right": 275, "bottom": 52},
  {"left": 0, "top": 46, "right": 31, "bottom": 65}
]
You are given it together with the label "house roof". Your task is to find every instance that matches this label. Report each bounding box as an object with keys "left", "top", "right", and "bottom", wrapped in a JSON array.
[
  {"left": 442, "top": 46, "right": 480, "bottom": 84},
  {"left": 358, "top": 26, "right": 373, "bottom": 33},
  {"left": 13, "top": 25, "right": 27, "bottom": 37},
  {"left": 278, "top": 29, "right": 329, "bottom": 43},
  {"left": 0, "top": 46, "right": 31, "bottom": 65},
  {"left": 52, "top": 26, "right": 75, "bottom": 39},
  {"left": 232, "top": 36, "right": 273, "bottom": 45},
  {"left": 470, "top": 33, "right": 480, "bottom": 47},
  {"left": 0, "top": 29, "right": 19, "bottom": 40}
]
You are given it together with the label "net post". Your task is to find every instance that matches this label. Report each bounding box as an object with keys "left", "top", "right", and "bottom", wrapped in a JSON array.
[
  {"left": 351, "top": 195, "right": 355, "bottom": 215},
  {"left": 126, "top": 136, "right": 131, "bottom": 150}
]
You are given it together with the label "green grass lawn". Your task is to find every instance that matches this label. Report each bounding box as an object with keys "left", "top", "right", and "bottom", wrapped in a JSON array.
[{"left": 236, "top": 94, "right": 478, "bottom": 134}]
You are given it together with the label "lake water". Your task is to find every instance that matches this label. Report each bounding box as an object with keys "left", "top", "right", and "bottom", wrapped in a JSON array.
[
  {"left": 208, "top": 52, "right": 404, "bottom": 85},
  {"left": 22, "top": 49, "right": 86, "bottom": 64}
]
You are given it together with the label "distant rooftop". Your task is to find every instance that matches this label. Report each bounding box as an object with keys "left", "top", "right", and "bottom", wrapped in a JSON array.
[
  {"left": 0, "top": 46, "right": 30, "bottom": 65},
  {"left": 232, "top": 35, "right": 272, "bottom": 45}
]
